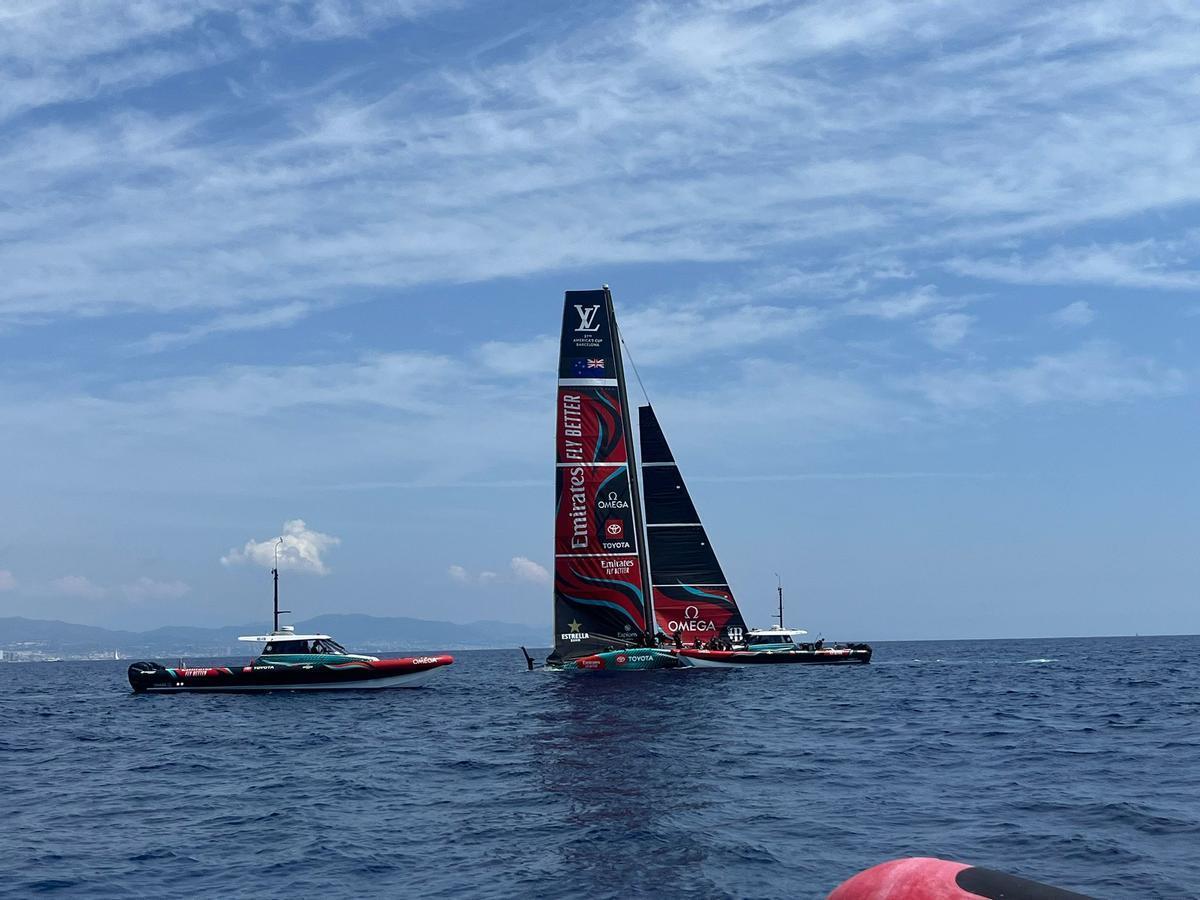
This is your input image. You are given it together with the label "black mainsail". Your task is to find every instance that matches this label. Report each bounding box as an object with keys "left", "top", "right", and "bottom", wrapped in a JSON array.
[
  {"left": 550, "top": 288, "right": 654, "bottom": 663},
  {"left": 639, "top": 404, "right": 748, "bottom": 645}
]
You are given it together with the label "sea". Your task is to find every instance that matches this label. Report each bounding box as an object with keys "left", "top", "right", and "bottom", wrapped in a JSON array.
[{"left": 2, "top": 635, "right": 1198, "bottom": 899}]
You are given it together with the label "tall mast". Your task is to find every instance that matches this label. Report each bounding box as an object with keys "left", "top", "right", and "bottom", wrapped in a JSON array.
[
  {"left": 776, "top": 573, "right": 784, "bottom": 629},
  {"left": 606, "top": 285, "right": 654, "bottom": 638},
  {"left": 272, "top": 537, "right": 289, "bottom": 632}
]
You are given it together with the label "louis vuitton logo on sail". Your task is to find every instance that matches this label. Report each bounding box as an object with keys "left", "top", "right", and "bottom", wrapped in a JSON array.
[
  {"left": 570, "top": 304, "right": 604, "bottom": 350},
  {"left": 575, "top": 305, "right": 601, "bottom": 332}
]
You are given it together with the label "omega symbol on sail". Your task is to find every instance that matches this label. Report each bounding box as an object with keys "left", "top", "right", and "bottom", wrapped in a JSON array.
[{"left": 574, "top": 304, "right": 602, "bottom": 332}]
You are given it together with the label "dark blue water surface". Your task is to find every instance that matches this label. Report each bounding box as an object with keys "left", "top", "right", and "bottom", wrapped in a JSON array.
[{"left": 3, "top": 636, "right": 1199, "bottom": 899}]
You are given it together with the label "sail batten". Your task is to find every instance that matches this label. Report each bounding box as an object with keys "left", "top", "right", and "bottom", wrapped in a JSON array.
[
  {"left": 638, "top": 404, "right": 748, "bottom": 644},
  {"left": 550, "top": 289, "right": 652, "bottom": 662}
]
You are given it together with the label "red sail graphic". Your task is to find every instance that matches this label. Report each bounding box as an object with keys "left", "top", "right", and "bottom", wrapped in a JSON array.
[
  {"left": 554, "top": 464, "right": 636, "bottom": 555},
  {"left": 551, "top": 289, "right": 652, "bottom": 662},
  {"left": 653, "top": 586, "right": 744, "bottom": 644},
  {"left": 556, "top": 387, "right": 627, "bottom": 465}
]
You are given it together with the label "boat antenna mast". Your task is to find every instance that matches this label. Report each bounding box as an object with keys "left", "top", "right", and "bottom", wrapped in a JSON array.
[
  {"left": 775, "top": 572, "right": 784, "bottom": 629},
  {"left": 272, "top": 537, "right": 291, "bottom": 632}
]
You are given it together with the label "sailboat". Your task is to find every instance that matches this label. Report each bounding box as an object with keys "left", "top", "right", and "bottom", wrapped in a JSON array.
[
  {"left": 639, "top": 404, "right": 872, "bottom": 666},
  {"left": 535, "top": 285, "right": 869, "bottom": 671},
  {"left": 543, "top": 286, "right": 683, "bottom": 671}
]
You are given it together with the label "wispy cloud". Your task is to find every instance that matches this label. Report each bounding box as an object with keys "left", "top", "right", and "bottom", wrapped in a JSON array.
[
  {"left": 48, "top": 575, "right": 107, "bottom": 601},
  {"left": 1050, "top": 301, "right": 1096, "bottom": 328},
  {"left": 129, "top": 302, "right": 314, "bottom": 354},
  {"left": 122, "top": 577, "right": 191, "bottom": 603},
  {"left": 911, "top": 342, "right": 1186, "bottom": 409},
  {"left": 450, "top": 557, "right": 549, "bottom": 586},
  {"left": 4, "top": 1, "right": 1200, "bottom": 343},
  {"left": 922, "top": 312, "right": 973, "bottom": 351},
  {"left": 0, "top": 570, "right": 16, "bottom": 592},
  {"left": 948, "top": 240, "right": 1200, "bottom": 290},
  {"left": 844, "top": 286, "right": 963, "bottom": 321},
  {"left": 448, "top": 564, "right": 498, "bottom": 585}
]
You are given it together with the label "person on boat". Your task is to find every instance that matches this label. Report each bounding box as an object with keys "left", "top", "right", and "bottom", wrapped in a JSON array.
[
  {"left": 672, "top": 627, "right": 683, "bottom": 649},
  {"left": 655, "top": 630, "right": 670, "bottom": 647},
  {"left": 814, "top": 637, "right": 824, "bottom": 650}
]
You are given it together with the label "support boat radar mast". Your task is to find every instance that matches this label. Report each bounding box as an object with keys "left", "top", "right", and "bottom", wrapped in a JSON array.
[
  {"left": 774, "top": 572, "right": 785, "bottom": 630},
  {"left": 272, "top": 537, "right": 291, "bottom": 633}
]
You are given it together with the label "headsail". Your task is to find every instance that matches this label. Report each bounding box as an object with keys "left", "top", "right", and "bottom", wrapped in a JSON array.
[
  {"left": 639, "top": 404, "right": 748, "bottom": 644},
  {"left": 551, "top": 289, "right": 653, "bottom": 662}
]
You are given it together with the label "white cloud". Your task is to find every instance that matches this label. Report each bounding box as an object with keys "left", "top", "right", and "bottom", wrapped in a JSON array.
[
  {"left": 844, "top": 286, "right": 962, "bottom": 321},
  {"left": 449, "top": 564, "right": 499, "bottom": 585},
  {"left": 221, "top": 518, "right": 340, "bottom": 574},
  {"left": 922, "top": 313, "right": 973, "bottom": 350},
  {"left": 128, "top": 302, "right": 314, "bottom": 354},
  {"left": 1050, "top": 300, "right": 1096, "bottom": 328},
  {"left": 948, "top": 241, "right": 1200, "bottom": 290},
  {"left": 0, "top": 570, "right": 16, "bottom": 591},
  {"left": 121, "top": 577, "right": 191, "bottom": 603},
  {"left": 449, "top": 558, "right": 549, "bottom": 586},
  {"left": 475, "top": 336, "right": 558, "bottom": 377},
  {"left": 48, "top": 575, "right": 107, "bottom": 600},
  {"left": 510, "top": 556, "right": 550, "bottom": 584},
  {"left": 623, "top": 302, "right": 820, "bottom": 365},
  {"left": 911, "top": 342, "right": 1186, "bottom": 409},
  {"left": 5, "top": 1, "right": 1200, "bottom": 339}
]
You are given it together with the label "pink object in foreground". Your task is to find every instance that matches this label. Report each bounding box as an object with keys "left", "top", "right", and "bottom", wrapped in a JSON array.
[{"left": 828, "top": 857, "right": 1091, "bottom": 899}]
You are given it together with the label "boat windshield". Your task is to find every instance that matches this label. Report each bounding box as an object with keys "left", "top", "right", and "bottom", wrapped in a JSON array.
[
  {"left": 750, "top": 634, "right": 794, "bottom": 645},
  {"left": 261, "top": 639, "right": 350, "bottom": 654},
  {"left": 311, "top": 639, "right": 348, "bottom": 655}
]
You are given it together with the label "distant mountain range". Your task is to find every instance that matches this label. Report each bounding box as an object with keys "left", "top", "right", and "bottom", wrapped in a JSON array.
[{"left": 0, "top": 614, "right": 548, "bottom": 656}]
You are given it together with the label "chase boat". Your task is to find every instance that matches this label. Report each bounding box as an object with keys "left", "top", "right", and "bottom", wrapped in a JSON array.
[
  {"left": 128, "top": 627, "right": 453, "bottom": 692},
  {"left": 127, "top": 553, "right": 453, "bottom": 692},
  {"left": 676, "top": 627, "right": 872, "bottom": 667}
]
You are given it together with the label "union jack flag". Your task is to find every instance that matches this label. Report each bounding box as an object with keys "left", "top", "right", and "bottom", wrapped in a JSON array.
[{"left": 571, "top": 357, "right": 607, "bottom": 376}]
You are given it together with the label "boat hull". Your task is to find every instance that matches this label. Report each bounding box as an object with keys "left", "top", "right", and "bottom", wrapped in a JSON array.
[
  {"left": 550, "top": 648, "right": 685, "bottom": 671},
  {"left": 676, "top": 646, "right": 872, "bottom": 667},
  {"left": 828, "top": 857, "right": 1087, "bottom": 899},
  {"left": 128, "top": 655, "right": 454, "bottom": 692}
]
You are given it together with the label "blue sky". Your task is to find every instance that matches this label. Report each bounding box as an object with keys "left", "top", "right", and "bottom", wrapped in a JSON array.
[{"left": 1, "top": 0, "right": 1197, "bottom": 638}]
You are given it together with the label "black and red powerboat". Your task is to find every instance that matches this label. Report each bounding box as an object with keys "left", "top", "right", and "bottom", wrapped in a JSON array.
[
  {"left": 128, "top": 550, "right": 453, "bottom": 692},
  {"left": 128, "top": 628, "right": 453, "bottom": 693}
]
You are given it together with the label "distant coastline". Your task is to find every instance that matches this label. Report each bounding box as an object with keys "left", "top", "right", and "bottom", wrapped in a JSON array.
[{"left": 0, "top": 614, "right": 547, "bottom": 661}]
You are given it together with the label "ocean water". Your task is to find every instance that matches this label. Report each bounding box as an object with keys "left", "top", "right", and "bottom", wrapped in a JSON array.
[{"left": 2, "top": 636, "right": 1199, "bottom": 899}]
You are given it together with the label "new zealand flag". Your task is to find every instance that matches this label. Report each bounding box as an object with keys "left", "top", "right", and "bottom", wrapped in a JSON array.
[{"left": 570, "top": 357, "right": 607, "bottom": 377}]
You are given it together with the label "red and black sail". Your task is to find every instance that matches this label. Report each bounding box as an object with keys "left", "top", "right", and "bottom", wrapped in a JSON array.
[
  {"left": 551, "top": 289, "right": 653, "bottom": 662},
  {"left": 639, "top": 404, "right": 748, "bottom": 644}
]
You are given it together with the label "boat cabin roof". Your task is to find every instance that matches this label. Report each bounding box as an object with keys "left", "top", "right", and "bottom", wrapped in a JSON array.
[
  {"left": 238, "top": 632, "right": 333, "bottom": 643},
  {"left": 747, "top": 628, "right": 809, "bottom": 638}
]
